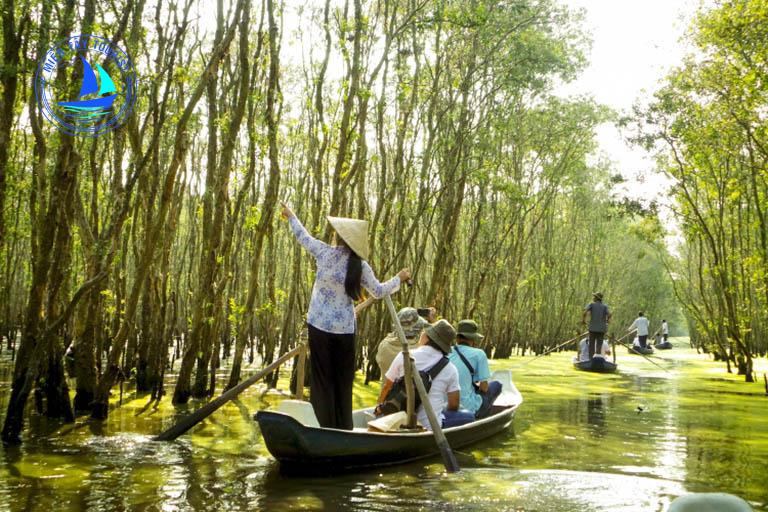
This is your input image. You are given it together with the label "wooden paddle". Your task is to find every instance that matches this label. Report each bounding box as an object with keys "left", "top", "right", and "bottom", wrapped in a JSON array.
[
  {"left": 513, "top": 331, "right": 589, "bottom": 367},
  {"left": 614, "top": 333, "right": 671, "bottom": 373},
  {"left": 155, "top": 344, "right": 305, "bottom": 441},
  {"left": 354, "top": 296, "right": 377, "bottom": 314},
  {"left": 384, "top": 294, "right": 460, "bottom": 473}
]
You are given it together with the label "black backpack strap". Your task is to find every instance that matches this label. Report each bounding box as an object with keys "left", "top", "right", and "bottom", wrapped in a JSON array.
[
  {"left": 454, "top": 345, "right": 475, "bottom": 378},
  {"left": 427, "top": 356, "right": 450, "bottom": 380}
]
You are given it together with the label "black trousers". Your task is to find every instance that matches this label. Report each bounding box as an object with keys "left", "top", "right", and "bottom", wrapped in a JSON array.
[
  {"left": 588, "top": 331, "right": 605, "bottom": 358},
  {"left": 307, "top": 324, "right": 356, "bottom": 430},
  {"left": 638, "top": 335, "right": 648, "bottom": 348}
]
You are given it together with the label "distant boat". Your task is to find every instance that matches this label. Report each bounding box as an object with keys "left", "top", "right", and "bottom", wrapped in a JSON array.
[{"left": 58, "top": 57, "right": 117, "bottom": 111}]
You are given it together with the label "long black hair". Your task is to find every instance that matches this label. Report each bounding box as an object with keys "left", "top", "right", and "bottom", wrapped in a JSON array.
[
  {"left": 339, "top": 237, "right": 363, "bottom": 300},
  {"left": 427, "top": 339, "right": 448, "bottom": 355}
]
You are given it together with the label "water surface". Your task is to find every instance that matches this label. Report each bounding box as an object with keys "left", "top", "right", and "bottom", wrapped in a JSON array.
[{"left": 0, "top": 339, "right": 766, "bottom": 511}]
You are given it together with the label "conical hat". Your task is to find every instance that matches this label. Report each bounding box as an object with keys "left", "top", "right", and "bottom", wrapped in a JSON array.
[{"left": 327, "top": 216, "right": 369, "bottom": 260}]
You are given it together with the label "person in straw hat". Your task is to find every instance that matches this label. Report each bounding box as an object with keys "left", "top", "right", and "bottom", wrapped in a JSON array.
[
  {"left": 281, "top": 204, "right": 410, "bottom": 430},
  {"left": 376, "top": 319, "right": 475, "bottom": 430}
]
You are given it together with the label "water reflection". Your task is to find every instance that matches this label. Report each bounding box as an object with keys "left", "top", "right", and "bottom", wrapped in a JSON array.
[{"left": 586, "top": 393, "right": 608, "bottom": 433}]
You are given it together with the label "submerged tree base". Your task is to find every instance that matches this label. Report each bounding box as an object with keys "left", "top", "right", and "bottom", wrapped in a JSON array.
[
  {"left": 172, "top": 389, "right": 191, "bottom": 405},
  {"left": 73, "top": 390, "right": 94, "bottom": 412},
  {"left": 90, "top": 402, "right": 109, "bottom": 420}
]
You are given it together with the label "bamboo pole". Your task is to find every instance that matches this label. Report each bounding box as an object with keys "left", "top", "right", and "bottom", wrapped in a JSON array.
[
  {"left": 155, "top": 343, "right": 304, "bottom": 441},
  {"left": 384, "top": 295, "right": 460, "bottom": 473},
  {"left": 614, "top": 330, "right": 635, "bottom": 345},
  {"left": 514, "top": 331, "right": 589, "bottom": 367},
  {"left": 354, "top": 296, "right": 376, "bottom": 314},
  {"left": 613, "top": 334, "right": 671, "bottom": 373},
  {"left": 384, "top": 295, "right": 416, "bottom": 428}
]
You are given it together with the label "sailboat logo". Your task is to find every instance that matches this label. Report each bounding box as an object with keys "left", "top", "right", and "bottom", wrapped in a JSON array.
[
  {"left": 35, "top": 34, "right": 137, "bottom": 136},
  {"left": 58, "top": 57, "right": 118, "bottom": 117}
]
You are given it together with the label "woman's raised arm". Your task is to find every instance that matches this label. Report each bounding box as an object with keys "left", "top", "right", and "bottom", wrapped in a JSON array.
[
  {"left": 282, "top": 204, "right": 327, "bottom": 258},
  {"left": 360, "top": 262, "right": 406, "bottom": 299}
]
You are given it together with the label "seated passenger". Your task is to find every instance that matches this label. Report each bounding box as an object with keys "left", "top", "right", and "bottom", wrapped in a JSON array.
[
  {"left": 448, "top": 320, "right": 502, "bottom": 419},
  {"left": 375, "top": 319, "right": 474, "bottom": 430},
  {"left": 576, "top": 338, "right": 611, "bottom": 362},
  {"left": 592, "top": 338, "right": 612, "bottom": 359},
  {"left": 375, "top": 307, "right": 427, "bottom": 382}
]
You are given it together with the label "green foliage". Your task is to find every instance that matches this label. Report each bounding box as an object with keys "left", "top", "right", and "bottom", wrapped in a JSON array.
[{"left": 637, "top": 0, "right": 768, "bottom": 378}]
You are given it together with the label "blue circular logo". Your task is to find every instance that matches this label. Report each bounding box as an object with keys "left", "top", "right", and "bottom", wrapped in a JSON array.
[{"left": 35, "top": 35, "right": 137, "bottom": 137}]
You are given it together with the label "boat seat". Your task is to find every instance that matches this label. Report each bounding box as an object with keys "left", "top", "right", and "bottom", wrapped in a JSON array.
[
  {"left": 490, "top": 370, "right": 523, "bottom": 407},
  {"left": 491, "top": 370, "right": 512, "bottom": 390},
  {"left": 277, "top": 399, "right": 320, "bottom": 428}
]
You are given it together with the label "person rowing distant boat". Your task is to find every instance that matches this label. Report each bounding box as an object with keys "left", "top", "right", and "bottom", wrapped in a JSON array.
[
  {"left": 281, "top": 204, "right": 410, "bottom": 430},
  {"left": 581, "top": 292, "right": 612, "bottom": 359},
  {"left": 628, "top": 312, "right": 650, "bottom": 349}
]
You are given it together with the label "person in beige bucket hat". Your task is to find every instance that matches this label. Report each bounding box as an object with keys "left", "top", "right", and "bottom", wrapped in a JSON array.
[
  {"left": 281, "top": 203, "right": 410, "bottom": 430},
  {"left": 374, "top": 307, "right": 429, "bottom": 382}
]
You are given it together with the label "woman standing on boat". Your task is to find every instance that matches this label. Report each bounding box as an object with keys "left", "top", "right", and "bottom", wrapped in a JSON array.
[{"left": 281, "top": 204, "right": 409, "bottom": 430}]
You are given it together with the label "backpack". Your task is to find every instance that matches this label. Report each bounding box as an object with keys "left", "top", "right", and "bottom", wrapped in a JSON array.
[{"left": 377, "top": 356, "right": 450, "bottom": 417}]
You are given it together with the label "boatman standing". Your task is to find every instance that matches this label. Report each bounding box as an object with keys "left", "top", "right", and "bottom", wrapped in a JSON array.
[
  {"left": 628, "top": 312, "right": 650, "bottom": 349},
  {"left": 282, "top": 203, "right": 409, "bottom": 430},
  {"left": 581, "top": 292, "right": 612, "bottom": 359}
]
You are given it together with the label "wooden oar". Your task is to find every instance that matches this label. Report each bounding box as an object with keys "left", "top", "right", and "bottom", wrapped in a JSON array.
[
  {"left": 615, "top": 336, "right": 671, "bottom": 373},
  {"left": 619, "top": 328, "right": 669, "bottom": 360},
  {"left": 514, "top": 331, "right": 589, "bottom": 367},
  {"left": 384, "top": 294, "right": 460, "bottom": 473},
  {"left": 613, "top": 330, "right": 635, "bottom": 346},
  {"left": 155, "top": 344, "right": 305, "bottom": 441},
  {"left": 354, "top": 296, "right": 376, "bottom": 314}
]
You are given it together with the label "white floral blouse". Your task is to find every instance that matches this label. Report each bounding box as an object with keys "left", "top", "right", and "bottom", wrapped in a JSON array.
[{"left": 289, "top": 216, "right": 401, "bottom": 334}]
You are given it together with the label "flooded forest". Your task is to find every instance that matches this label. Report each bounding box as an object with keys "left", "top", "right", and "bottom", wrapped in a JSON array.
[{"left": 0, "top": 0, "right": 766, "bottom": 510}]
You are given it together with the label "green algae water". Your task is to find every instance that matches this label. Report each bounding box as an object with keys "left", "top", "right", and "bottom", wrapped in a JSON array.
[{"left": 0, "top": 338, "right": 766, "bottom": 511}]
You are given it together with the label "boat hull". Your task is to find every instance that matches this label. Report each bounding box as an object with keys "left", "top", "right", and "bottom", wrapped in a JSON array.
[
  {"left": 573, "top": 357, "right": 617, "bottom": 373},
  {"left": 255, "top": 405, "right": 517, "bottom": 472},
  {"left": 654, "top": 342, "right": 672, "bottom": 350},
  {"left": 628, "top": 346, "right": 654, "bottom": 355}
]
